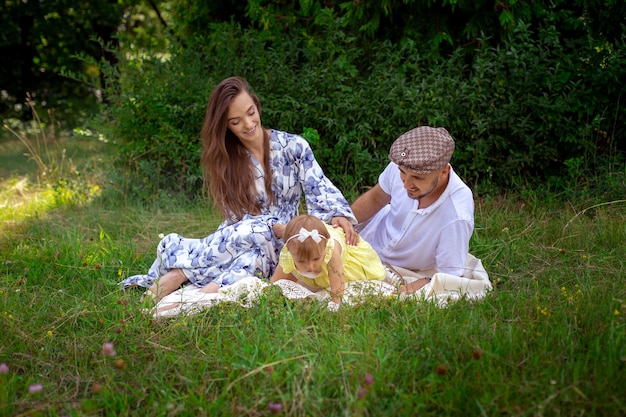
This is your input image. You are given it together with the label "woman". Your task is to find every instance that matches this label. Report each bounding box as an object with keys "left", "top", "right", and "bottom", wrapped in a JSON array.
[{"left": 121, "top": 76, "right": 358, "bottom": 302}]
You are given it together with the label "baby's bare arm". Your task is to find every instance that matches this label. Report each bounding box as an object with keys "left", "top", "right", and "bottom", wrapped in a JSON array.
[
  {"left": 327, "top": 242, "right": 345, "bottom": 304},
  {"left": 270, "top": 264, "right": 296, "bottom": 283}
]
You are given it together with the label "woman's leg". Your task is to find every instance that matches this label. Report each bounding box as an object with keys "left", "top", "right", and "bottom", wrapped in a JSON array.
[{"left": 145, "top": 269, "right": 188, "bottom": 302}]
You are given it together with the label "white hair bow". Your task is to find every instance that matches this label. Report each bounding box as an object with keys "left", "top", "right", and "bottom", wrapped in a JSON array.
[{"left": 286, "top": 227, "right": 326, "bottom": 244}]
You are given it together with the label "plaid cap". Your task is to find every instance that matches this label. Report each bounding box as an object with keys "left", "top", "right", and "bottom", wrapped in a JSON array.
[{"left": 389, "top": 126, "right": 455, "bottom": 174}]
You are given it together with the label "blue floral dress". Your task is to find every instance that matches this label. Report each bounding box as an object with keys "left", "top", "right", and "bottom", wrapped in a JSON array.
[{"left": 120, "top": 130, "right": 356, "bottom": 289}]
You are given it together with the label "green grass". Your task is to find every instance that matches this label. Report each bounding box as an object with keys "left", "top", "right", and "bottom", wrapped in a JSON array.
[{"left": 1, "top": 130, "right": 625, "bottom": 416}]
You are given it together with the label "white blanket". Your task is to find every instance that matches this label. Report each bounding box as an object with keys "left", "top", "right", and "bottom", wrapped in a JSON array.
[{"left": 151, "top": 254, "right": 491, "bottom": 319}]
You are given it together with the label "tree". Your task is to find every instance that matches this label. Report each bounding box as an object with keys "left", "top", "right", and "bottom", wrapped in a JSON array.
[{"left": 0, "top": 0, "right": 158, "bottom": 125}]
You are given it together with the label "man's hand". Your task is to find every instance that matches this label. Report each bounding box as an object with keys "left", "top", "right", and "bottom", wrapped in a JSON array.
[{"left": 400, "top": 278, "right": 432, "bottom": 294}]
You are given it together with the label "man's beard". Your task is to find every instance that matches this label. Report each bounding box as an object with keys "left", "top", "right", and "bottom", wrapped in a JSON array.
[{"left": 408, "top": 176, "right": 439, "bottom": 200}]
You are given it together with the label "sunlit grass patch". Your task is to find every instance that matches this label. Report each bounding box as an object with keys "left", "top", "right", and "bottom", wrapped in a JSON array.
[
  {"left": 0, "top": 173, "right": 104, "bottom": 255},
  {"left": 0, "top": 120, "right": 112, "bottom": 254}
]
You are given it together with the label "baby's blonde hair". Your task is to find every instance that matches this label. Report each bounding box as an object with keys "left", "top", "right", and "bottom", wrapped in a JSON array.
[{"left": 284, "top": 215, "right": 330, "bottom": 260}]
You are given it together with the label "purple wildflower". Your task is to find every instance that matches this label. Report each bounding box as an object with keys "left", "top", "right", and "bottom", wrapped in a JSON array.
[{"left": 28, "top": 383, "right": 43, "bottom": 394}]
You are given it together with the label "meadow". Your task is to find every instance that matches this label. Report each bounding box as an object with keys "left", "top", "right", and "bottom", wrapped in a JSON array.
[{"left": 0, "top": 127, "right": 625, "bottom": 416}]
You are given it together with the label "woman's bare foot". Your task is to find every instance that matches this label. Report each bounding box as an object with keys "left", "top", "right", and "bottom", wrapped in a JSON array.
[
  {"left": 199, "top": 281, "right": 220, "bottom": 294},
  {"left": 140, "top": 290, "right": 157, "bottom": 307},
  {"left": 154, "top": 281, "right": 219, "bottom": 315},
  {"left": 156, "top": 302, "right": 182, "bottom": 314}
]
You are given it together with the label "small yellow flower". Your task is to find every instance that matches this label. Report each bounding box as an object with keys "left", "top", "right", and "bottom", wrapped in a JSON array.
[
  {"left": 118, "top": 268, "right": 123, "bottom": 277},
  {"left": 615, "top": 309, "right": 620, "bottom": 316},
  {"left": 47, "top": 330, "right": 53, "bottom": 337}
]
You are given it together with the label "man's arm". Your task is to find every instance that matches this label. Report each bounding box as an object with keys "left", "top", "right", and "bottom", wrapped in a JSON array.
[{"left": 350, "top": 184, "right": 391, "bottom": 223}]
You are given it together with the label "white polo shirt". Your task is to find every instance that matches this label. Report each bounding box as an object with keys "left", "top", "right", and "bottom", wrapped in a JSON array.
[{"left": 358, "top": 162, "right": 474, "bottom": 276}]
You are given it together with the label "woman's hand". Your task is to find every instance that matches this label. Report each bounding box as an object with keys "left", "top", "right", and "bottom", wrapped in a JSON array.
[
  {"left": 331, "top": 216, "right": 359, "bottom": 246},
  {"left": 272, "top": 223, "right": 286, "bottom": 239}
]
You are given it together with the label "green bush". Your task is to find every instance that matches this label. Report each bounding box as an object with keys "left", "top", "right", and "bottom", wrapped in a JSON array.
[
  {"left": 99, "top": 15, "right": 625, "bottom": 200},
  {"left": 98, "top": 45, "right": 209, "bottom": 199}
]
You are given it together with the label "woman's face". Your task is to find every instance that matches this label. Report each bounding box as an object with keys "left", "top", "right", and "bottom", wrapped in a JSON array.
[{"left": 226, "top": 92, "right": 263, "bottom": 145}]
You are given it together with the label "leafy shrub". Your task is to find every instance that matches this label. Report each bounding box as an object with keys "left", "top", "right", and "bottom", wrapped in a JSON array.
[
  {"left": 98, "top": 45, "right": 209, "bottom": 199},
  {"left": 99, "top": 14, "right": 625, "bottom": 200}
]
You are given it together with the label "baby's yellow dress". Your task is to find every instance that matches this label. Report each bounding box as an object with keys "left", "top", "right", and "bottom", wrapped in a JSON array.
[{"left": 279, "top": 224, "right": 385, "bottom": 290}]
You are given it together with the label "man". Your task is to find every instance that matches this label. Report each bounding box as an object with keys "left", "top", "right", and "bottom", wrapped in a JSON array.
[{"left": 351, "top": 126, "right": 475, "bottom": 294}]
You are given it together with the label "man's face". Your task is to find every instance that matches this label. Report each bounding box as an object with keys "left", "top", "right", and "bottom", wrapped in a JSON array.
[{"left": 398, "top": 166, "right": 445, "bottom": 200}]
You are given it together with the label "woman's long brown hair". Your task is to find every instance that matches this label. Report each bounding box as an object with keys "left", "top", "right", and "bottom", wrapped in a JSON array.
[{"left": 200, "top": 77, "right": 275, "bottom": 220}]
